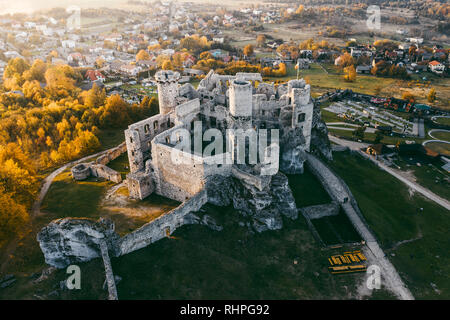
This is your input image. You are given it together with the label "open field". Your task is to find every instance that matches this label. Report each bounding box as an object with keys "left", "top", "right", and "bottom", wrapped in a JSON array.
[
  {"left": 110, "top": 205, "right": 371, "bottom": 300},
  {"left": 434, "top": 117, "right": 450, "bottom": 126},
  {"left": 393, "top": 157, "right": 450, "bottom": 201},
  {"left": 328, "top": 150, "right": 450, "bottom": 299},
  {"left": 262, "top": 63, "right": 449, "bottom": 111},
  {"left": 430, "top": 130, "right": 450, "bottom": 142},
  {"left": 0, "top": 165, "right": 179, "bottom": 299}
]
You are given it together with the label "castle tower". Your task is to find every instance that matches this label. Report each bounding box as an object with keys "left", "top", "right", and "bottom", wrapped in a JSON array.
[
  {"left": 155, "top": 70, "right": 180, "bottom": 115},
  {"left": 227, "top": 79, "right": 254, "bottom": 164},
  {"left": 288, "top": 79, "right": 314, "bottom": 151},
  {"left": 229, "top": 79, "right": 253, "bottom": 118}
]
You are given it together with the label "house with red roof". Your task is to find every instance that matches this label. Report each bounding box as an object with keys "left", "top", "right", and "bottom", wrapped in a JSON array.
[
  {"left": 85, "top": 70, "right": 106, "bottom": 82},
  {"left": 428, "top": 60, "right": 445, "bottom": 74}
]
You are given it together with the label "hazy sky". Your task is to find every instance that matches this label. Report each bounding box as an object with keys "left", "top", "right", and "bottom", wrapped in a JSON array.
[{"left": 0, "top": 0, "right": 129, "bottom": 15}]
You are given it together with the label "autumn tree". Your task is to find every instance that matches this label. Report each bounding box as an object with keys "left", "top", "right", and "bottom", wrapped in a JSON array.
[
  {"left": 295, "top": 5, "right": 305, "bottom": 15},
  {"left": 162, "top": 60, "right": 174, "bottom": 70},
  {"left": 402, "top": 92, "right": 416, "bottom": 103},
  {"left": 373, "top": 39, "right": 397, "bottom": 52},
  {"left": 136, "top": 49, "right": 151, "bottom": 61},
  {"left": 99, "top": 95, "right": 132, "bottom": 128},
  {"left": 156, "top": 55, "right": 171, "bottom": 68},
  {"left": 80, "top": 82, "right": 106, "bottom": 108},
  {"left": 200, "top": 51, "right": 213, "bottom": 60},
  {"left": 95, "top": 57, "right": 106, "bottom": 68},
  {"left": 3, "top": 57, "right": 31, "bottom": 90},
  {"left": 44, "top": 65, "right": 78, "bottom": 97},
  {"left": 256, "top": 34, "right": 266, "bottom": 47},
  {"left": 0, "top": 188, "right": 30, "bottom": 243},
  {"left": 427, "top": 88, "right": 436, "bottom": 103},
  {"left": 23, "top": 59, "right": 47, "bottom": 83},
  {"left": 343, "top": 65, "right": 356, "bottom": 82},
  {"left": 243, "top": 44, "right": 254, "bottom": 57},
  {"left": 336, "top": 53, "right": 354, "bottom": 69}
]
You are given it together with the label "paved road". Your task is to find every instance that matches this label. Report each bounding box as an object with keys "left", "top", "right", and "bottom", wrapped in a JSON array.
[
  {"left": 327, "top": 126, "right": 376, "bottom": 133},
  {"left": 418, "top": 118, "right": 425, "bottom": 138},
  {"left": 329, "top": 135, "right": 450, "bottom": 211},
  {"left": 32, "top": 143, "right": 125, "bottom": 217},
  {"left": 329, "top": 135, "right": 368, "bottom": 150}
]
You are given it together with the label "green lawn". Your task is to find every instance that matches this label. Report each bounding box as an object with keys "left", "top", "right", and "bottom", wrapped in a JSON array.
[
  {"left": 434, "top": 117, "right": 450, "bottom": 126},
  {"left": 41, "top": 170, "right": 114, "bottom": 219},
  {"left": 97, "top": 129, "right": 125, "bottom": 150},
  {"left": 321, "top": 109, "right": 342, "bottom": 123},
  {"left": 265, "top": 63, "right": 397, "bottom": 96},
  {"left": 107, "top": 153, "right": 130, "bottom": 180},
  {"left": 311, "top": 209, "right": 361, "bottom": 246},
  {"left": 431, "top": 130, "right": 450, "bottom": 142},
  {"left": 328, "top": 150, "right": 450, "bottom": 299},
  {"left": 406, "top": 163, "right": 450, "bottom": 200},
  {"left": 109, "top": 205, "right": 366, "bottom": 299},
  {"left": 287, "top": 168, "right": 331, "bottom": 207}
]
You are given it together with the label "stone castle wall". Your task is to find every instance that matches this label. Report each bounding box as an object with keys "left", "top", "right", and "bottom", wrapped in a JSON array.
[
  {"left": 91, "top": 164, "right": 122, "bottom": 184},
  {"left": 118, "top": 189, "right": 208, "bottom": 255},
  {"left": 125, "top": 113, "right": 173, "bottom": 173},
  {"left": 96, "top": 142, "right": 127, "bottom": 166},
  {"left": 124, "top": 72, "right": 315, "bottom": 203}
]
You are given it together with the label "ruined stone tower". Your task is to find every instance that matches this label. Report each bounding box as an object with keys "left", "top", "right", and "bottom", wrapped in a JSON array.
[
  {"left": 288, "top": 79, "right": 314, "bottom": 151},
  {"left": 155, "top": 70, "right": 180, "bottom": 115},
  {"left": 227, "top": 79, "right": 253, "bottom": 164},
  {"left": 229, "top": 79, "right": 253, "bottom": 118}
]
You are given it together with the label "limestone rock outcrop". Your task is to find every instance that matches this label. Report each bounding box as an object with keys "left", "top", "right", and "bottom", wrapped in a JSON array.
[
  {"left": 280, "top": 127, "right": 307, "bottom": 174},
  {"left": 37, "top": 218, "right": 120, "bottom": 268},
  {"left": 310, "top": 104, "right": 333, "bottom": 160},
  {"left": 206, "top": 172, "right": 298, "bottom": 233}
]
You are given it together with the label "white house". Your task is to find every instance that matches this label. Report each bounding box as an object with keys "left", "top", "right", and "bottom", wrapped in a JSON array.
[
  {"left": 120, "top": 64, "right": 142, "bottom": 76},
  {"left": 62, "top": 40, "right": 76, "bottom": 49},
  {"left": 428, "top": 61, "right": 445, "bottom": 74}
]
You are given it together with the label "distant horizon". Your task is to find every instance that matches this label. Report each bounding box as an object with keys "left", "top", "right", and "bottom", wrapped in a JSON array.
[
  {"left": 0, "top": 0, "right": 263, "bottom": 16},
  {"left": 0, "top": 0, "right": 131, "bottom": 15}
]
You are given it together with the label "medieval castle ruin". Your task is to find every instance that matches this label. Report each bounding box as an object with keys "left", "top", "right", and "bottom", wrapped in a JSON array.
[
  {"left": 38, "top": 69, "right": 333, "bottom": 283},
  {"left": 125, "top": 70, "right": 315, "bottom": 202},
  {"left": 36, "top": 71, "right": 415, "bottom": 300}
]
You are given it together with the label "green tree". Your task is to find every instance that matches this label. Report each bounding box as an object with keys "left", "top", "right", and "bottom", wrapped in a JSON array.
[
  {"left": 374, "top": 130, "right": 384, "bottom": 143},
  {"left": 352, "top": 126, "right": 365, "bottom": 141}
]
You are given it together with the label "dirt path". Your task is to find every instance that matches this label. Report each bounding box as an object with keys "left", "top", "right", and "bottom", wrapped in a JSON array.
[
  {"left": 32, "top": 144, "right": 124, "bottom": 217},
  {"left": 1, "top": 143, "right": 126, "bottom": 274}
]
